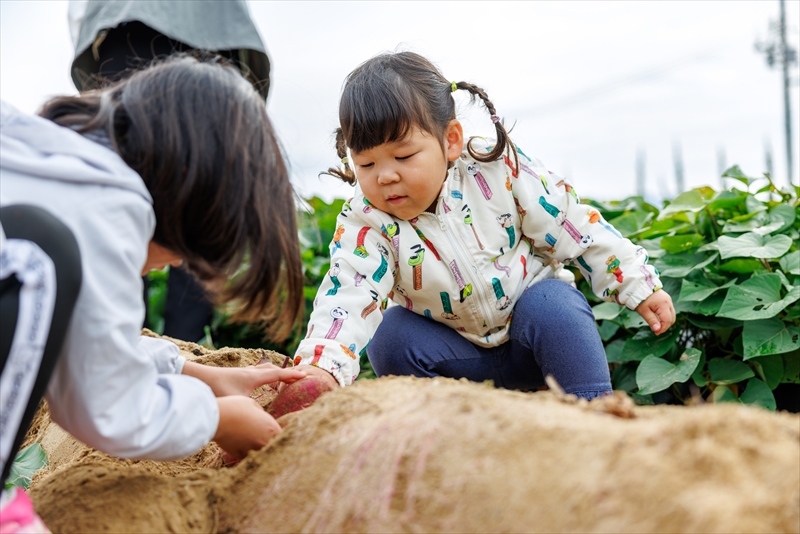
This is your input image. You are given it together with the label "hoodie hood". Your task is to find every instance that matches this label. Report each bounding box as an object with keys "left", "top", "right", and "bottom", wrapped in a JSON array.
[{"left": 0, "top": 100, "right": 151, "bottom": 203}]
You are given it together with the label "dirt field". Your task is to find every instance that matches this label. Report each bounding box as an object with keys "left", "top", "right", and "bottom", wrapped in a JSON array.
[{"left": 25, "top": 336, "right": 800, "bottom": 533}]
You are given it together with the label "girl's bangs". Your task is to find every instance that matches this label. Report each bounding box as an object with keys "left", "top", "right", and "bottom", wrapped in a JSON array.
[{"left": 341, "top": 78, "right": 428, "bottom": 154}]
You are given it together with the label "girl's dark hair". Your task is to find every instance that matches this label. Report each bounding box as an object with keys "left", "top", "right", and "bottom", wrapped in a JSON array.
[
  {"left": 325, "top": 51, "right": 517, "bottom": 184},
  {"left": 39, "top": 55, "right": 303, "bottom": 340}
]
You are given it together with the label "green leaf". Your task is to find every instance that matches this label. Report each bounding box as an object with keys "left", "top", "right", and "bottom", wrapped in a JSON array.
[
  {"left": 5, "top": 443, "right": 48, "bottom": 490},
  {"left": 610, "top": 361, "right": 637, "bottom": 391},
  {"left": 691, "top": 291, "right": 727, "bottom": 316},
  {"left": 631, "top": 219, "right": 677, "bottom": 240},
  {"left": 707, "top": 190, "right": 746, "bottom": 211},
  {"left": 782, "top": 350, "right": 800, "bottom": 383},
  {"left": 742, "top": 318, "right": 800, "bottom": 359},
  {"left": 721, "top": 211, "right": 768, "bottom": 233},
  {"left": 712, "top": 385, "right": 741, "bottom": 403},
  {"left": 607, "top": 211, "right": 653, "bottom": 238},
  {"left": 592, "top": 301, "right": 623, "bottom": 321},
  {"left": 620, "top": 328, "right": 681, "bottom": 362},
  {"left": 745, "top": 195, "right": 768, "bottom": 215},
  {"left": 780, "top": 251, "right": 800, "bottom": 275},
  {"left": 718, "top": 258, "right": 765, "bottom": 274},
  {"left": 740, "top": 378, "right": 776, "bottom": 410},
  {"left": 678, "top": 278, "right": 735, "bottom": 302},
  {"left": 654, "top": 252, "right": 717, "bottom": 278},
  {"left": 604, "top": 339, "right": 626, "bottom": 363},
  {"left": 597, "top": 320, "right": 620, "bottom": 342},
  {"left": 660, "top": 234, "right": 705, "bottom": 253},
  {"left": 768, "top": 203, "right": 796, "bottom": 232},
  {"left": 690, "top": 349, "right": 708, "bottom": 386},
  {"left": 657, "top": 190, "right": 705, "bottom": 220},
  {"left": 751, "top": 220, "right": 789, "bottom": 236},
  {"left": 708, "top": 358, "right": 755, "bottom": 385},
  {"left": 721, "top": 164, "right": 758, "bottom": 186},
  {"left": 751, "top": 354, "right": 784, "bottom": 390},
  {"left": 685, "top": 315, "right": 742, "bottom": 330},
  {"left": 635, "top": 348, "right": 702, "bottom": 395},
  {"left": 716, "top": 233, "right": 793, "bottom": 259},
  {"left": 717, "top": 275, "right": 800, "bottom": 320},
  {"left": 614, "top": 308, "right": 649, "bottom": 329}
]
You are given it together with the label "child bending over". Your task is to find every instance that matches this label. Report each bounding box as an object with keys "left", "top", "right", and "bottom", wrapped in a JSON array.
[
  {"left": 288, "top": 51, "right": 674, "bottom": 403},
  {"left": 0, "top": 56, "right": 307, "bottom": 501}
]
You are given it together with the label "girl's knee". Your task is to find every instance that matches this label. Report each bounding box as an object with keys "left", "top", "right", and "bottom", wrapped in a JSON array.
[{"left": 516, "top": 279, "right": 591, "bottom": 323}]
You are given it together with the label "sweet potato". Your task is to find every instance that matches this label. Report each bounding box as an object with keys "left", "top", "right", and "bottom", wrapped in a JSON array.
[{"left": 267, "top": 376, "right": 336, "bottom": 420}]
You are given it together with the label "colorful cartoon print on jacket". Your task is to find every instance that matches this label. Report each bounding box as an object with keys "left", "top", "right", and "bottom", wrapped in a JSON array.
[{"left": 294, "top": 138, "right": 663, "bottom": 387}]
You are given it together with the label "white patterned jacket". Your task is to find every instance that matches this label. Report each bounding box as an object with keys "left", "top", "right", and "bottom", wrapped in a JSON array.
[{"left": 294, "top": 139, "right": 662, "bottom": 386}]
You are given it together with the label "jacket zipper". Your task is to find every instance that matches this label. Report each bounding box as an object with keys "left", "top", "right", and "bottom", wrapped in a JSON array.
[{"left": 429, "top": 209, "right": 497, "bottom": 332}]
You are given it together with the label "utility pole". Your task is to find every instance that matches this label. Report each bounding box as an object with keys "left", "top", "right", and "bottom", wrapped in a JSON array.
[
  {"left": 755, "top": 0, "right": 798, "bottom": 186},
  {"left": 635, "top": 149, "right": 646, "bottom": 198},
  {"left": 764, "top": 138, "right": 774, "bottom": 178},
  {"left": 673, "top": 142, "right": 685, "bottom": 194},
  {"left": 779, "top": 0, "right": 794, "bottom": 184}
]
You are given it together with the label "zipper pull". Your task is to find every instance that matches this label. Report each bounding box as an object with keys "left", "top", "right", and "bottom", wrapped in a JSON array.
[{"left": 437, "top": 214, "right": 447, "bottom": 231}]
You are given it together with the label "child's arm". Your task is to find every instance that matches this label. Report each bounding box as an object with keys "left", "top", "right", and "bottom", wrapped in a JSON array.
[
  {"left": 181, "top": 360, "right": 306, "bottom": 397},
  {"left": 512, "top": 150, "right": 669, "bottom": 327},
  {"left": 293, "top": 201, "right": 397, "bottom": 386}
]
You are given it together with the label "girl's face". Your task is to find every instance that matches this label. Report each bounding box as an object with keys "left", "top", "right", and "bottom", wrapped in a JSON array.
[{"left": 353, "top": 121, "right": 463, "bottom": 220}]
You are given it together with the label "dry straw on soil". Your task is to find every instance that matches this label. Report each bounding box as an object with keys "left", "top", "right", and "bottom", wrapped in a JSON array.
[{"left": 25, "top": 336, "right": 800, "bottom": 534}]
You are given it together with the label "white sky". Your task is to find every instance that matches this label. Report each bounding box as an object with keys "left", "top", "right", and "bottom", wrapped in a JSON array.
[{"left": 1, "top": 1, "right": 798, "bottom": 203}]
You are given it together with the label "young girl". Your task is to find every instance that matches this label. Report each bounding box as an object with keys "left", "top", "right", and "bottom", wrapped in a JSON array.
[
  {"left": 0, "top": 55, "right": 306, "bottom": 512},
  {"left": 291, "top": 51, "right": 675, "bottom": 398}
]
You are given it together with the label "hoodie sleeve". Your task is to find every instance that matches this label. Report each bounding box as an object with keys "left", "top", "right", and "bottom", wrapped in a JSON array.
[
  {"left": 510, "top": 149, "right": 662, "bottom": 309},
  {"left": 44, "top": 192, "right": 219, "bottom": 461},
  {"left": 294, "top": 200, "right": 397, "bottom": 386}
]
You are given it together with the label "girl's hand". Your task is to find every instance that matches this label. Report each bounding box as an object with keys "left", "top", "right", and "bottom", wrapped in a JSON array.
[
  {"left": 635, "top": 290, "right": 676, "bottom": 335},
  {"left": 182, "top": 361, "right": 307, "bottom": 397},
  {"left": 214, "top": 396, "right": 282, "bottom": 460}
]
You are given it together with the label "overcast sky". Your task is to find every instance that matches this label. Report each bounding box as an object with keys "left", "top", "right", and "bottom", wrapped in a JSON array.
[{"left": 1, "top": 1, "right": 798, "bottom": 203}]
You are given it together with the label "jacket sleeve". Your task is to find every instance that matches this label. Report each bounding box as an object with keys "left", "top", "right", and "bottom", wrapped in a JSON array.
[
  {"left": 45, "top": 193, "right": 219, "bottom": 461},
  {"left": 138, "top": 336, "right": 186, "bottom": 375},
  {"left": 511, "top": 149, "right": 662, "bottom": 309},
  {"left": 294, "top": 201, "right": 397, "bottom": 386}
]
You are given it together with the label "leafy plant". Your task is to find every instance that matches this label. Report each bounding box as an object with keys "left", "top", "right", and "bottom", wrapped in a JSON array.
[
  {"left": 579, "top": 166, "right": 799, "bottom": 410},
  {"left": 4, "top": 443, "right": 47, "bottom": 489}
]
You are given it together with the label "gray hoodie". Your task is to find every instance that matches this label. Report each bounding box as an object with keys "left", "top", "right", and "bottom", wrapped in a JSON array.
[{"left": 0, "top": 101, "right": 218, "bottom": 460}]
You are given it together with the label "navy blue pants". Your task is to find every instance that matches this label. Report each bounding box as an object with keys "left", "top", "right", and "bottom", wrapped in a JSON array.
[{"left": 369, "top": 279, "right": 612, "bottom": 400}]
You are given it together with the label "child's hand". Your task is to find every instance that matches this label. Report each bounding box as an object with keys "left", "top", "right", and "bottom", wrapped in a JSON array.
[
  {"left": 182, "top": 361, "right": 307, "bottom": 397},
  {"left": 214, "top": 396, "right": 282, "bottom": 460},
  {"left": 635, "top": 290, "right": 676, "bottom": 335},
  {"left": 277, "top": 364, "right": 339, "bottom": 392}
]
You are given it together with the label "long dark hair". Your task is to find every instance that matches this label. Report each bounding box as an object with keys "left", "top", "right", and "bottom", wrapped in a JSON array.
[
  {"left": 39, "top": 55, "right": 303, "bottom": 340},
  {"left": 325, "top": 51, "right": 517, "bottom": 184}
]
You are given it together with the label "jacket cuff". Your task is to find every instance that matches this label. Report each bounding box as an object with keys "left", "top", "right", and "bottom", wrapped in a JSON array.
[{"left": 621, "top": 272, "right": 664, "bottom": 310}]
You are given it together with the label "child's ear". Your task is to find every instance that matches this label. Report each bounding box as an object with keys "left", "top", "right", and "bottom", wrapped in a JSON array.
[{"left": 444, "top": 120, "right": 464, "bottom": 162}]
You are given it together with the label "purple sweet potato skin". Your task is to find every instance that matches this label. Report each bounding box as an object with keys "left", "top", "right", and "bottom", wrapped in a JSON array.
[{"left": 267, "top": 376, "right": 336, "bottom": 420}]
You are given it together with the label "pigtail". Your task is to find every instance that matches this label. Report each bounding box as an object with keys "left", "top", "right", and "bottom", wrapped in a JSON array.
[
  {"left": 454, "top": 82, "right": 518, "bottom": 174},
  {"left": 321, "top": 127, "right": 357, "bottom": 185}
]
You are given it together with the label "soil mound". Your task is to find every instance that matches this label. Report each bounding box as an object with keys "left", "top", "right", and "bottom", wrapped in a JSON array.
[{"left": 25, "top": 337, "right": 800, "bottom": 533}]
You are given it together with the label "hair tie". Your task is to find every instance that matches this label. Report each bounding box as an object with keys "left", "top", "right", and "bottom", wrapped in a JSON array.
[
  {"left": 451, "top": 81, "right": 458, "bottom": 93},
  {"left": 490, "top": 115, "right": 500, "bottom": 124},
  {"left": 341, "top": 156, "right": 349, "bottom": 165}
]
